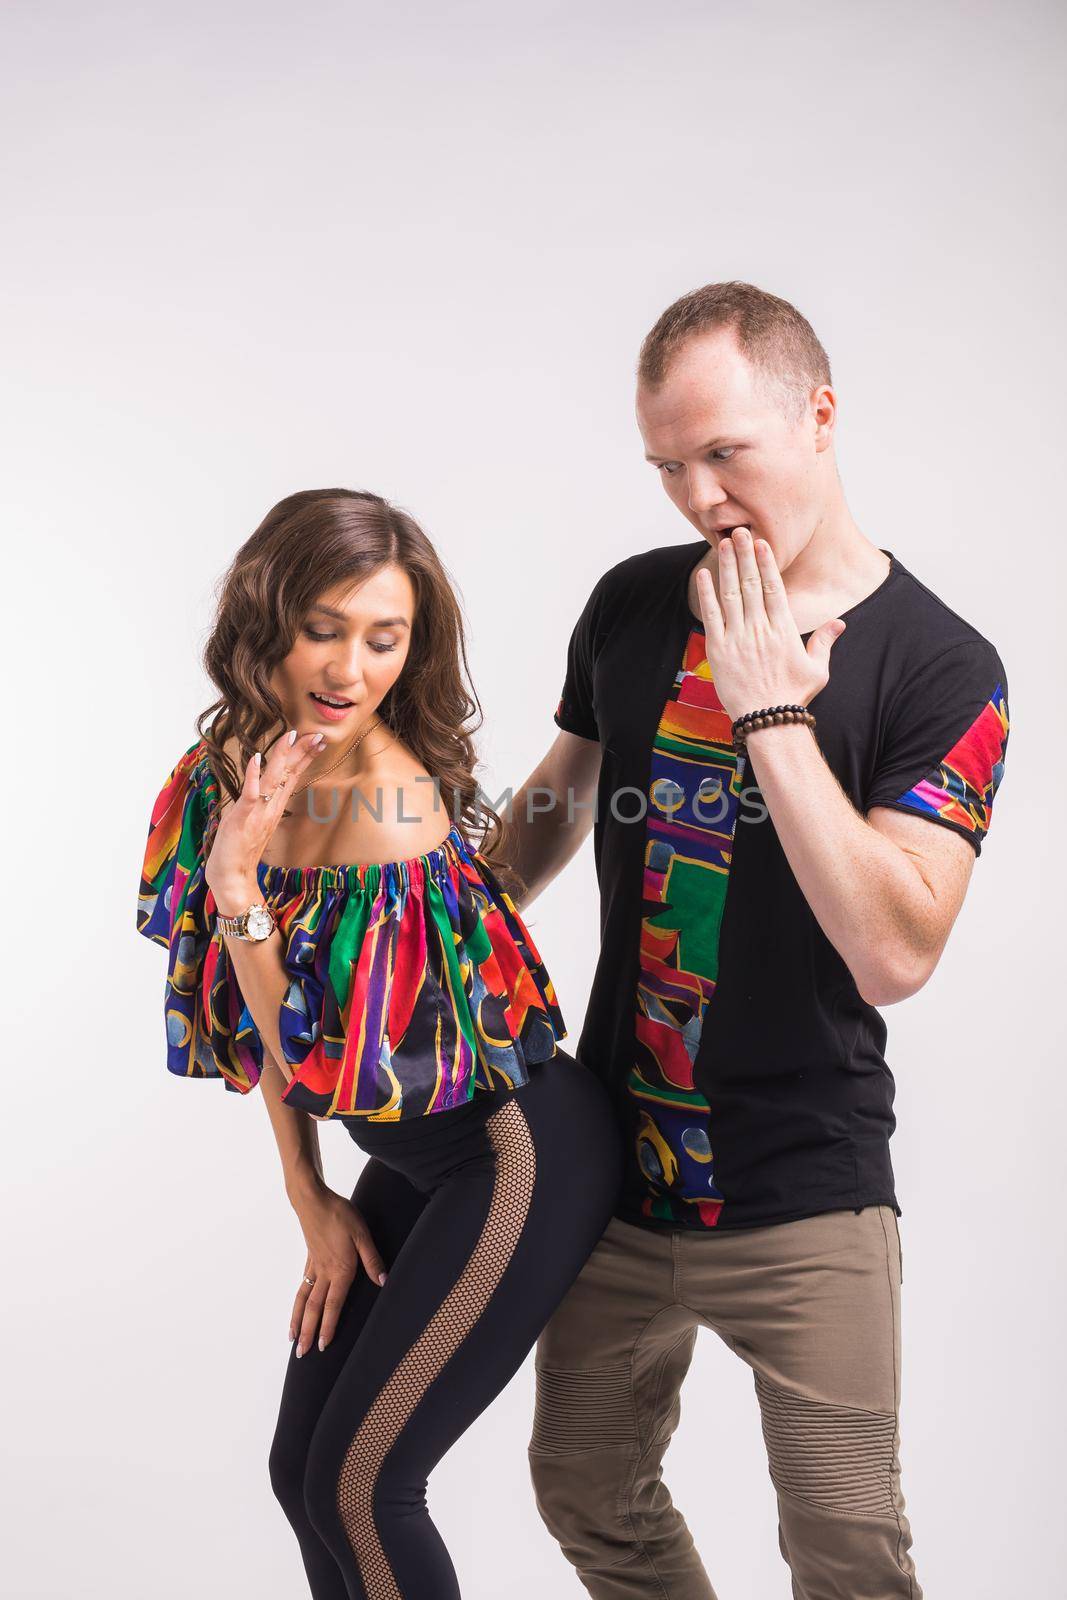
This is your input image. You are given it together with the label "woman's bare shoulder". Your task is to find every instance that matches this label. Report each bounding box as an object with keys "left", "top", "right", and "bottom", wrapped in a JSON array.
[{"left": 343, "top": 744, "right": 453, "bottom": 862}]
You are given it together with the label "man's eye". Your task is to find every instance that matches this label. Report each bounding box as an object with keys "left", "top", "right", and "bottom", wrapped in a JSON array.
[
  {"left": 709, "top": 448, "right": 735, "bottom": 461},
  {"left": 657, "top": 462, "right": 682, "bottom": 476}
]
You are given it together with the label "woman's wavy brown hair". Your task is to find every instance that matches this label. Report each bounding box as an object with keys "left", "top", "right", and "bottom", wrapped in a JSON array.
[{"left": 196, "top": 488, "right": 513, "bottom": 883}]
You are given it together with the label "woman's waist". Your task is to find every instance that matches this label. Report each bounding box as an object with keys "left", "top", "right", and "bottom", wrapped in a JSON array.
[{"left": 344, "top": 1077, "right": 518, "bottom": 1149}]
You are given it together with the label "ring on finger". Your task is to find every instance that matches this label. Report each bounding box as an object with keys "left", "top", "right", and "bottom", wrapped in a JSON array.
[{"left": 302, "top": 1275, "right": 315, "bottom": 1287}]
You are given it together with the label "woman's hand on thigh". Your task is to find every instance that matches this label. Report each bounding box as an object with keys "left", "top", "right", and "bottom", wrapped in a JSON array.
[{"left": 289, "top": 1191, "right": 389, "bottom": 1356}]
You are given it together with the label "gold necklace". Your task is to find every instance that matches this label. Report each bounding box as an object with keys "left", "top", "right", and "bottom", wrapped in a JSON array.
[{"left": 289, "top": 715, "right": 382, "bottom": 800}]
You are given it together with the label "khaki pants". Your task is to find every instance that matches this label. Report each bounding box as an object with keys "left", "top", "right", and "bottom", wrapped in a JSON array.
[{"left": 528, "top": 1206, "right": 921, "bottom": 1599}]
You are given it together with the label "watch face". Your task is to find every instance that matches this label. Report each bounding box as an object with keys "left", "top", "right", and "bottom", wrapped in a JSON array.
[{"left": 245, "top": 904, "right": 274, "bottom": 941}]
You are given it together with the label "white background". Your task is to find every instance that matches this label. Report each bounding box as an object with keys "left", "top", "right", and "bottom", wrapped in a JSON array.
[{"left": 3, "top": 2, "right": 1063, "bottom": 1596}]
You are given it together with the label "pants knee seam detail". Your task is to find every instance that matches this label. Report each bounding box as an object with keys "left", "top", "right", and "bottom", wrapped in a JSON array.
[
  {"left": 755, "top": 1375, "right": 898, "bottom": 1424},
  {"left": 774, "top": 1481, "right": 903, "bottom": 1523}
]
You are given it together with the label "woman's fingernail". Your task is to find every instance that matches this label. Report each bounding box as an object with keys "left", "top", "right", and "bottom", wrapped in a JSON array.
[
  {"left": 295, "top": 1343, "right": 304, "bottom": 1359},
  {"left": 254, "top": 751, "right": 262, "bottom": 768},
  {"left": 288, "top": 729, "right": 298, "bottom": 746},
  {"left": 378, "top": 1271, "right": 388, "bottom": 1286},
  {"left": 318, "top": 1337, "right": 325, "bottom": 1352}
]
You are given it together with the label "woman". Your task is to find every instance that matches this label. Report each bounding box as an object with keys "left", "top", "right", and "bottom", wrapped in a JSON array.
[{"left": 135, "top": 487, "right": 623, "bottom": 1599}]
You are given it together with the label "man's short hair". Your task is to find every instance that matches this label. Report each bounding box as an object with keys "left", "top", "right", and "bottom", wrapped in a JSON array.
[{"left": 637, "top": 281, "right": 832, "bottom": 424}]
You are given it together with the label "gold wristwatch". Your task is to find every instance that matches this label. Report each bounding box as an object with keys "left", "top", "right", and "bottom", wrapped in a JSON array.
[{"left": 216, "top": 901, "right": 277, "bottom": 942}]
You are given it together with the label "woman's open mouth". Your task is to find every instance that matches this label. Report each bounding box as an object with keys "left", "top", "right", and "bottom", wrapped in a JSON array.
[{"left": 308, "top": 691, "right": 356, "bottom": 722}]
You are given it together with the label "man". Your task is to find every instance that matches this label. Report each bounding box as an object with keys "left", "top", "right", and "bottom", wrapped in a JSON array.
[{"left": 506, "top": 282, "right": 1009, "bottom": 1599}]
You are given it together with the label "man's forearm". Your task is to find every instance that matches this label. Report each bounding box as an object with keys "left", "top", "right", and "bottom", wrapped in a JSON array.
[
  {"left": 741, "top": 723, "right": 941, "bottom": 1004},
  {"left": 502, "top": 735, "right": 602, "bottom": 910},
  {"left": 503, "top": 783, "right": 594, "bottom": 910}
]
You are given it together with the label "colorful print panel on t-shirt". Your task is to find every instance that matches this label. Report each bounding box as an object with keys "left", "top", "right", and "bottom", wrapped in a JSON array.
[
  {"left": 630, "top": 627, "right": 743, "bottom": 1227},
  {"left": 893, "top": 682, "right": 1009, "bottom": 844}
]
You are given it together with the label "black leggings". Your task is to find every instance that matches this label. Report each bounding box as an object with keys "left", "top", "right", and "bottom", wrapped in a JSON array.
[{"left": 268, "top": 1049, "right": 623, "bottom": 1599}]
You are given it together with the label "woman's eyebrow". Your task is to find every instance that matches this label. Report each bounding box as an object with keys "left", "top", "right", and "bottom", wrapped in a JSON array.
[{"left": 309, "top": 604, "right": 410, "bottom": 628}]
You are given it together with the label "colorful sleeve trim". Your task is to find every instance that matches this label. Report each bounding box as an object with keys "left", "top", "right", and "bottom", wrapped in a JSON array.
[{"left": 888, "top": 682, "right": 1009, "bottom": 844}]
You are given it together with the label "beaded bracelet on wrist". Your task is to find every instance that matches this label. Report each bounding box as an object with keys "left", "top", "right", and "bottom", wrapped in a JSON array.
[{"left": 731, "top": 703, "right": 816, "bottom": 750}]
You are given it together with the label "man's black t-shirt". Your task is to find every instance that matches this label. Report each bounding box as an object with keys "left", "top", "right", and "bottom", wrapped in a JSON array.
[{"left": 554, "top": 540, "right": 1010, "bottom": 1233}]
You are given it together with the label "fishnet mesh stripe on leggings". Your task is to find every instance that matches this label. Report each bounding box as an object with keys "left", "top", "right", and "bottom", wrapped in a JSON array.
[{"left": 336, "top": 1098, "right": 537, "bottom": 1597}]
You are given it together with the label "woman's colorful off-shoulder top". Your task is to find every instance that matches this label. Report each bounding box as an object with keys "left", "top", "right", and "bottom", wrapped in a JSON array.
[{"left": 136, "top": 740, "right": 566, "bottom": 1121}]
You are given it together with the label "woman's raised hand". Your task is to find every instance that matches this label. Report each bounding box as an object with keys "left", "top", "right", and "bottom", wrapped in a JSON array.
[
  {"left": 289, "top": 1190, "right": 389, "bottom": 1356},
  {"left": 204, "top": 728, "right": 325, "bottom": 903}
]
